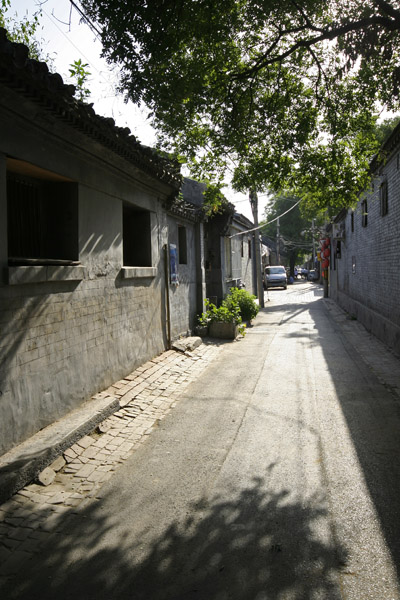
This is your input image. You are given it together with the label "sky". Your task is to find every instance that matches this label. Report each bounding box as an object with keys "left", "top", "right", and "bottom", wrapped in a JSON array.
[{"left": 7, "top": 0, "right": 272, "bottom": 222}]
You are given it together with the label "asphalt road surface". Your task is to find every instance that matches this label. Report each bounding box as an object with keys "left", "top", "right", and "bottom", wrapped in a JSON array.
[{"left": 4, "top": 282, "right": 400, "bottom": 599}]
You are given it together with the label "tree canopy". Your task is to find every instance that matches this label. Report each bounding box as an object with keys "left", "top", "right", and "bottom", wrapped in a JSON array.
[
  {"left": 79, "top": 0, "right": 400, "bottom": 214},
  {"left": 262, "top": 194, "right": 316, "bottom": 272}
]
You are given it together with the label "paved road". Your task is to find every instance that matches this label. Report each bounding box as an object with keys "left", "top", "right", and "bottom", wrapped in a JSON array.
[{"left": 2, "top": 282, "right": 400, "bottom": 599}]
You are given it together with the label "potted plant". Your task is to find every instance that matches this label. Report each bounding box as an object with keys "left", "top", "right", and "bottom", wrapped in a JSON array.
[
  {"left": 224, "top": 287, "right": 259, "bottom": 325},
  {"left": 194, "top": 311, "right": 210, "bottom": 337},
  {"left": 206, "top": 297, "right": 246, "bottom": 339}
]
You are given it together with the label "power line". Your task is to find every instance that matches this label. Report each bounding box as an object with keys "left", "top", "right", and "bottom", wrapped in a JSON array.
[
  {"left": 68, "top": 0, "right": 102, "bottom": 37},
  {"left": 41, "top": 7, "right": 112, "bottom": 86},
  {"left": 228, "top": 199, "right": 302, "bottom": 238}
]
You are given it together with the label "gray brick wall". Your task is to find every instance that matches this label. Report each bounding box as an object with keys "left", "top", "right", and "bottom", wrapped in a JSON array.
[
  {"left": 330, "top": 146, "right": 400, "bottom": 352},
  {"left": 0, "top": 109, "right": 179, "bottom": 453},
  {"left": 0, "top": 258, "right": 167, "bottom": 455}
]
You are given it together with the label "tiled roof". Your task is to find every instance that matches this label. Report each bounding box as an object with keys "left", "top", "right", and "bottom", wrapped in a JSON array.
[
  {"left": 370, "top": 120, "right": 400, "bottom": 173},
  {"left": 0, "top": 28, "right": 181, "bottom": 189}
]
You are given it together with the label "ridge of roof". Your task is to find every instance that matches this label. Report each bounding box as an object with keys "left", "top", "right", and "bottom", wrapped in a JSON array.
[
  {"left": 0, "top": 28, "right": 181, "bottom": 189},
  {"left": 233, "top": 212, "right": 254, "bottom": 229}
]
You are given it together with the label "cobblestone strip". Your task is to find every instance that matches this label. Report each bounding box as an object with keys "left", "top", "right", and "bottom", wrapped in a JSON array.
[{"left": 0, "top": 343, "right": 222, "bottom": 582}]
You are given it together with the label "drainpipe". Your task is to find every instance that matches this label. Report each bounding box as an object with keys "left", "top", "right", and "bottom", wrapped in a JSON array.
[{"left": 163, "top": 244, "right": 172, "bottom": 349}]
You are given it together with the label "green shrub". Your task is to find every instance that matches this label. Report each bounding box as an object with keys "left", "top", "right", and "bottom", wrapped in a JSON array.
[
  {"left": 225, "top": 288, "right": 259, "bottom": 322},
  {"left": 199, "top": 297, "right": 246, "bottom": 336},
  {"left": 204, "top": 298, "right": 242, "bottom": 324}
]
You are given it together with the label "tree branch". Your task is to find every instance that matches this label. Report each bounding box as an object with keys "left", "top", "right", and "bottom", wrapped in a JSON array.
[
  {"left": 232, "top": 14, "right": 400, "bottom": 80},
  {"left": 289, "top": 0, "right": 324, "bottom": 33},
  {"left": 373, "top": 0, "right": 400, "bottom": 22}
]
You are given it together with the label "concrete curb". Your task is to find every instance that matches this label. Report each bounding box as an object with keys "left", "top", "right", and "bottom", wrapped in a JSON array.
[
  {"left": 0, "top": 337, "right": 204, "bottom": 505},
  {"left": 0, "top": 394, "right": 119, "bottom": 505}
]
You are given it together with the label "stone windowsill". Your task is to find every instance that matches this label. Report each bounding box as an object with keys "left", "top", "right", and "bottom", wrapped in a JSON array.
[
  {"left": 6, "top": 265, "right": 86, "bottom": 285},
  {"left": 121, "top": 267, "right": 157, "bottom": 279}
]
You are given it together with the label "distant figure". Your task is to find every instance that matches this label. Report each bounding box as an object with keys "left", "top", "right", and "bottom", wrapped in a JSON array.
[{"left": 294, "top": 268, "right": 298, "bottom": 279}]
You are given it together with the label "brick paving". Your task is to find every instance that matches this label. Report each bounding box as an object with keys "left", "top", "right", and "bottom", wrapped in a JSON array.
[{"left": 0, "top": 342, "right": 223, "bottom": 584}]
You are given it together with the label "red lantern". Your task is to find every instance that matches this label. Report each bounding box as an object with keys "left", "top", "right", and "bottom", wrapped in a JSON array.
[
  {"left": 325, "top": 237, "right": 330, "bottom": 245},
  {"left": 322, "top": 259, "right": 329, "bottom": 269},
  {"left": 323, "top": 248, "right": 331, "bottom": 258}
]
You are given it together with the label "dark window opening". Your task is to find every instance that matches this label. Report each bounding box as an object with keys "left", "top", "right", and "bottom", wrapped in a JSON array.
[
  {"left": 380, "top": 180, "right": 388, "bottom": 216},
  {"left": 178, "top": 225, "right": 187, "bottom": 264},
  {"left": 123, "top": 203, "right": 152, "bottom": 267},
  {"left": 7, "top": 172, "right": 78, "bottom": 265},
  {"left": 361, "top": 200, "right": 368, "bottom": 227},
  {"left": 351, "top": 211, "right": 354, "bottom": 232},
  {"left": 241, "top": 240, "right": 244, "bottom": 258},
  {"left": 248, "top": 239, "right": 252, "bottom": 258}
]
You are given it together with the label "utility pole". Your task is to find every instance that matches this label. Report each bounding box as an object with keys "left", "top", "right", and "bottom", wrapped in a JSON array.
[
  {"left": 311, "top": 219, "right": 316, "bottom": 266},
  {"left": 276, "top": 217, "right": 281, "bottom": 264},
  {"left": 249, "top": 189, "right": 264, "bottom": 308}
]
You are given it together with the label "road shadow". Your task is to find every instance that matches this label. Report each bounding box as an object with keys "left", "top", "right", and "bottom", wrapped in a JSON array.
[
  {"left": 275, "top": 295, "right": 400, "bottom": 585},
  {"left": 1, "top": 475, "right": 345, "bottom": 600}
]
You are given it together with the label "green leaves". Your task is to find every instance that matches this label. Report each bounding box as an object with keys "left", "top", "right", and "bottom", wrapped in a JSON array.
[
  {"left": 0, "top": 0, "right": 48, "bottom": 63},
  {"left": 68, "top": 59, "right": 91, "bottom": 102},
  {"left": 79, "top": 0, "right": 400, "bottom": 213}
]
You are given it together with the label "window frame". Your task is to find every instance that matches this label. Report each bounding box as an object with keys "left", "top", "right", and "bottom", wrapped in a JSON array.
[
  {"left": 7, "top": 169, "right": 79, "bottom": 266},
  {"left": 380, "top": 180, "right": 388, "bottom": 216}
]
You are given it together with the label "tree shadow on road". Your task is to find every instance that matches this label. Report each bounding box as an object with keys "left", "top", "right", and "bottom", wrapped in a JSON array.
[{"left": 3, "top": 474, "right": 346, "bottom": 600}]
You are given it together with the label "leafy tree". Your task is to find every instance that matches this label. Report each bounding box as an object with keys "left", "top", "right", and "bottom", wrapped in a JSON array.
[
  {"left": 0, "top": 0, "right": 49, "bottom": 63},
  {"left": 1, "top": 2, "right": 92, "bottom": 103},
  {"left": 373, "top": 114, "right": 400, "bottom": 145},
  {"left": 261, "top": 194, "right": 318, "bottom": 274},
  {"left": 75, "top": 2, "right": 400, "bottom": 212}
]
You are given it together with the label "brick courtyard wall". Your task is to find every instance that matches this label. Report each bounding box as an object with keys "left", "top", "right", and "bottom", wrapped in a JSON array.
[
  {"left": 330, "top": 145, "right": 400, "bottom": 354},
  {"left": 0, "top": 91, "right": 177, "bottom": 454}
]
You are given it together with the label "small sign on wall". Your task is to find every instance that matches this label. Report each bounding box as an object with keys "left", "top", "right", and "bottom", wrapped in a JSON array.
[
  {"left": 352, "top": 256, "right": 356, "bottom": 274},
  {"left": 170, "top": 243, "right": 179, "bottom": 285}
]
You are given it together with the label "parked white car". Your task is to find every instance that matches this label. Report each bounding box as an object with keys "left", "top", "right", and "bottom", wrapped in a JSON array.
[{"left": 264, "top": 266, "right": 287, "bottom": 290}]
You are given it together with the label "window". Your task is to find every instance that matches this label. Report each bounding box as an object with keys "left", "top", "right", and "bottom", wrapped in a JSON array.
[
  {"left": 241, "top": 240, "right": 244, "bottom": 258},
  {"left": 361, "top": 200, "right": 368, "bottom": 227},
  {"left": 380, "top": 180, "right": 388, "bottom": 216},
  {"left": 178, "top": 225, "right": 187, "bottom": 264},
  {"left": 248, "top": 239, "right": 252, "bottom": 258},
  {"left": 7, "top": 168, "right": 78, "bottom": 265},
  {"left": 351, "top": 211, "right": 354, "bottom": 232},
  {"left": 123, "top": 203, "right": 152, "bottom": 267}
]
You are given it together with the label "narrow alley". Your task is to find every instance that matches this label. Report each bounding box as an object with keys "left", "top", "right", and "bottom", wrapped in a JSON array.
[{"left": 1, "top": 282, "right": 400, "bottom": 600}]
